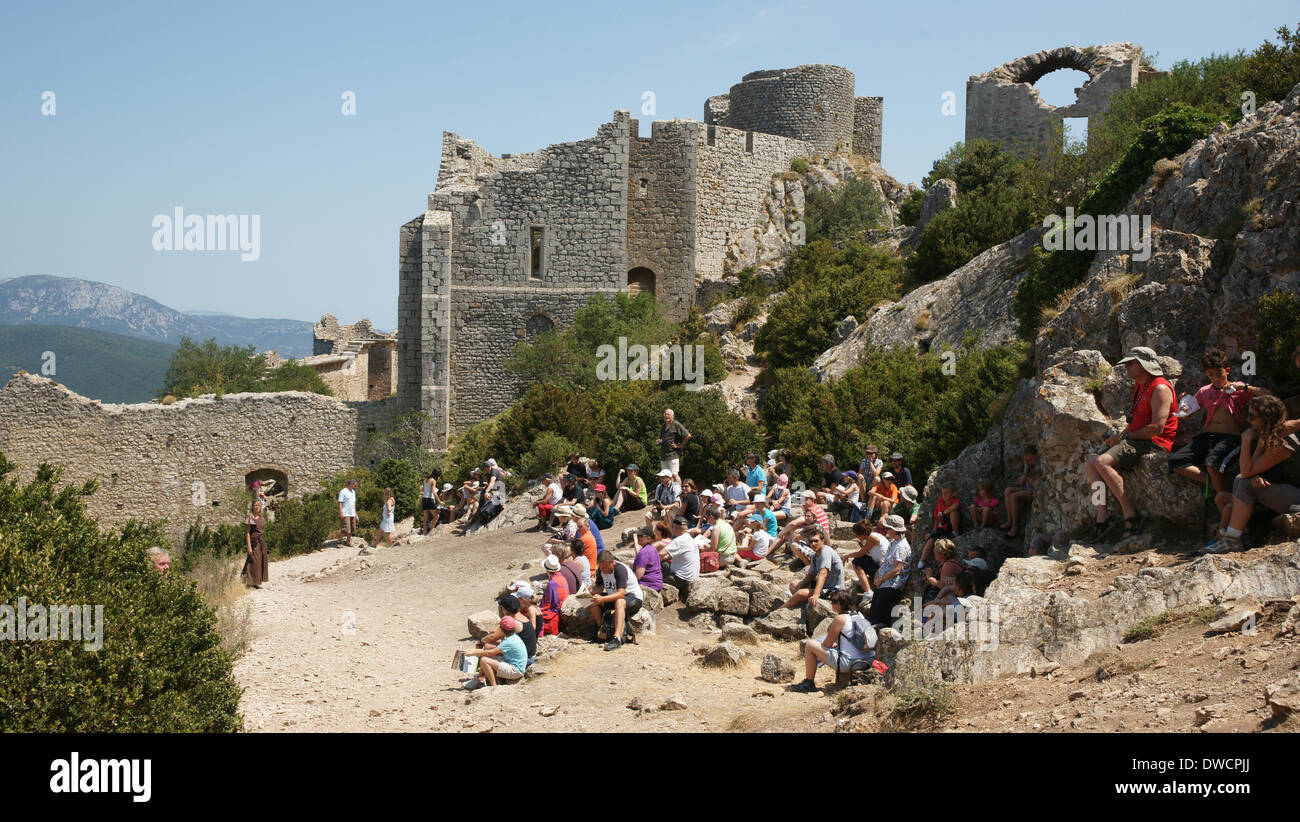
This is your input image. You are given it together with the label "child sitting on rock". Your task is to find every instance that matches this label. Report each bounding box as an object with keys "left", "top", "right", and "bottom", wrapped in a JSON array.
[{"left": 971, "top": 482, "right": 999, "bottom": 529}]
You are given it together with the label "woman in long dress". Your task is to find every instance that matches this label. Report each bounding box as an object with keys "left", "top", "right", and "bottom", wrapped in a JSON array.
[{"left": 244, "top": 499, "right": 268, "bottom": 588}]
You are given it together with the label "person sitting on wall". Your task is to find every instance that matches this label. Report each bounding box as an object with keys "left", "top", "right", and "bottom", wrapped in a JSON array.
[
  {"left": 864, "top": 471, "right": 899, "bottom": 523},
  {"left": 771, "top": 527, "right": 844, "bottom": 612},
  {"left": 1084, "top": 347, "right": 1178, "bottom": 541},
  {"left": 887, "top": 453, "right": 913, "bottom": 490},
  {"left": 587, "top": 550, "right": 643, "bottom": 651},
  {"left": 1206, "top": 395, "right": 1300, "bottom": 553},
  {"left": 1000, "top": 445, "right": 1039, "bottom": 538},
  {"left": 845, "top": 519, "right": 888, "bottom": 593},
  {"left": 917, "top": 483, "right": 962, "bottom": 567},
  {"left": 1170, "top": 347, "right": 1269, "bottom": 542},
  {"left": 463, "top": 616, "right": 528, "bottom": 689},
  {"left": 789, "top": 590, "right": 877, "bottom": 694},
  {"left": 812, "top": 454, "right": 845, "bottom": 509},
  {"left": 736, "top": 494, "right": 778, "bottom": 562},
  {"left": 772, "top": 493, "right": 831, "bottom": 559},
  {"left": 589, "top": 484, "right": 616, "bottom": 531},
  {"left": 646, "top": 468, "right": 680, "bottom": 528},
  {"left": 539, "top": 554, "right": 570, "bottom": 637},
  {"left": 768, "top": 474, "right": 793, "bottom": 523},
  {"left": 541, "top": 505, "right": 576, "bottom": 558},
  {"left": 535, "top": 473, "right": 563, "bottom": 531},
  {"left": 611, "top": 464, "right": 648, "bottom": 513}
]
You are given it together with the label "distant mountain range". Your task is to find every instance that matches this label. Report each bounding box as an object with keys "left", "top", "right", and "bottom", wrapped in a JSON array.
[
  {"left": 0, "top": 325, "right": 176, "bottom": 403},
  {"left": 0, "top": 275, "right": 317, "bottom": 357}
]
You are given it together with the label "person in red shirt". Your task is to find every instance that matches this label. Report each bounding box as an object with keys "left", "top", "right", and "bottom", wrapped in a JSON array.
[
  {"left": 917, "top": 484, "right": 962, "bottom": 566},
  {"left": 1084, "top": 347, "right": 1178, "bottom": 541}
]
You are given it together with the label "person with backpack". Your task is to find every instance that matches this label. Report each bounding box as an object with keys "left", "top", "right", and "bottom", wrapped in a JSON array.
[
  {"left": 586, "top": 550, "right": 642, "bottom": 651},
  {"left": 790, "top": 590, "right": 877, "bottom": 693}
]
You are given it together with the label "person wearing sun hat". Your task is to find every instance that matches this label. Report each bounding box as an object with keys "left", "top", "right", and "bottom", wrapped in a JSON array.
[
  {"left": 867, "top": 514, "right": 912, "bottom": 628},
  {"left": 539, "top": 554, "right": 570, "bottom": 636},
  {"left": 1084, "top": 345, "right": 1178, "bottom": 542}
]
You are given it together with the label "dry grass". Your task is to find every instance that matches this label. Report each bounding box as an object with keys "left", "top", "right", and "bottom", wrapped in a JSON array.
[
  {"left": 1103, "top": 272, "right": 1142, "bottom": 307},
  {"left": 187, "top": 552, "right": 253, "bottom": 661},
  {"left": 914, "top": 308, "right": 932, "bottom": 332},
  {"left": 1039, "top": 284, "right": 1084, "bottom": 326},
  {"left": 1152, "top": 158, "right": 1180, "bottom": 187}
]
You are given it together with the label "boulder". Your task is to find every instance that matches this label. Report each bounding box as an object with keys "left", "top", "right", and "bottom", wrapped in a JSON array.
[
  {"left": 641, "top": 587, "right": 664, "bottom": 612},
  {"left": 1206, "top": 596, "right": 1263, "bottom": 634},
  {"left": 703, "top": 641, "right": 747, "bottom": 668},
  {"left": 916, "top": 177, "right": 958, "bottom": 232},
  {"left": 559, "top": 596, "right": 597, "bottom": 640},
  {"left": 659, "top": 695, "right": 689, "bottom": 711},
  {"left": 753, "top": 607, "right": 807, "bottom": 640},
  {"left": 720, "top": 622, "right": 760, "bottom": 645},
  {"left": 685, "top": 577, "right": 727, "bottom": 612},
  {"left": 659, "top": 583, "right": 680, "bottom": 606},
  {"left": 1265, "top": 678, "right": 1300, "bottom": 718},
  {"left": 467, "top": 610, "right": 498, "bottom": 640},
  {"left": 630, "top": 608, "right": 656, "bottom": 636},
  {"left": 717, "top": 585, "right": 752, "bottom": 616},
  {"left": 746, "top": 580, "right": 787, "bottom": 617},
  {"left": 760, "top": 653, "right": 796, "bottom": 683}
]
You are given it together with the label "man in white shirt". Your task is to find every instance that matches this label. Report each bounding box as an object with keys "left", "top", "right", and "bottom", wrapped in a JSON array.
[
  {"left": 338, "top": 478, "right": 358, "bottom": 547},
  {"left": 587, "top": 550, "right": 644, "bottom": 651},
  {"left": 536, "top": 473, "right": 563, "bottom": 530},
  {"left": 658, "top": 516, "right": 700, "bottom": 587}
]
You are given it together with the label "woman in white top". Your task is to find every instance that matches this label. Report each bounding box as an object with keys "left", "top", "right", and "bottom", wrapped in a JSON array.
[{"left": 379, "top": 487, "right": 396, "bottom": 547}]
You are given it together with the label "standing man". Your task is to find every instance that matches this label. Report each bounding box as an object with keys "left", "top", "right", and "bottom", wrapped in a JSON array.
[
  {"left": 1083, "top": 347, "right": 1178, "bottom": 542},
  {"left": 338, "top": 478, "right": 358, "bottom": 547},
  {"left": 657, "top": 408, "right": 691, "bottom": 479}
]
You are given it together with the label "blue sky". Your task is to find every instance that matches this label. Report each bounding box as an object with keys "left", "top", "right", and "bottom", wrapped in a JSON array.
[{"left": 1, "top": 0, "right": 1292, "bottom": 329}]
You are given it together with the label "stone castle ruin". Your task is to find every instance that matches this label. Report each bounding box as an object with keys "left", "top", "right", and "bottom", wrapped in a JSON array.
[
  {"left": 296, "top": 315, "right": 397, "bottom": 402},
  {"left": 397, "top": 64, "right": 883, "bottom": 449},
  {"left": 966, "top": 43, "right": 1151, "bottom": 160}
]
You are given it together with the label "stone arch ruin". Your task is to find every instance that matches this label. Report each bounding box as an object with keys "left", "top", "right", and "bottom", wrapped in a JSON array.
[
  {"left": 245, "top": 465, "right": 290, "bottom": 501},
  {"left": 966, "top": 43, "right": 1147, "bottom": 160}
]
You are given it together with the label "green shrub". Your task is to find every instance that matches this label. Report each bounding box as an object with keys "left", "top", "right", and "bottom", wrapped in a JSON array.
[
  {"left": 1255, "top": 289, "right": 1300, "bottom": 379},
  {"left": 264, "top": 491, "right": 336, "bottom": 559},
  {"left": 492, "top": 383, "right": 595, "bottom": 467},
  {"left": 726, "top": 266, "right": 771, "bottom": 300},
  {"left": 179, "top": 521, "right": 246, "bottom": 574},
  {"left": 361, "top": 410, "right": 443, "bottom": 475},
  {"left": 898, "top": 188, "right": 925, "bottom": 226},
  {"left": 161, "top": 337, "right": 331, "bottom": 399},
  {"left": 906, "top": 141, "right": 1048, "bottom": 286},
  {"left": 1079, "top": 103, "right": 1217, "bottom": 215},
  {"left": 260, "top": 360, "right": 332, "bottom": 395},
  {"left": 445, "top": 418, "right": 500, "bottom": 484},
  {"left": 754, "top": 239, "right": 903, "bottom": 369},
  {"left": 804, "top": 176, "right": 890, "bottom": 244},
  {"left": 0, "top": 454, "right": 243, "bottom": 732},
  {"left": 1011, "top": 246, "right": 1096, "bottom": 337},
  {"left": 790, "top": 157, "right": 810, "bottom": 174},
  {"left": 369, "top": 459, "right": 422, "bottom": 521},
  {"left": 517, "top": 432, "right": 580, "bottom": 483},
  {"left": 761, "top": 337, "right": 1028, "bottom": 483}
]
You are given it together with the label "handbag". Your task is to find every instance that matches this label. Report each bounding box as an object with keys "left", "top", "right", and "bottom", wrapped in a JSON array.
[{"left": 699, "top": 551, "right": 720, "bottom": 574}]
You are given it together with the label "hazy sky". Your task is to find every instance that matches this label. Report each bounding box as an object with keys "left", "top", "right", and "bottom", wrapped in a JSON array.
[{"left": 1, "top": 0, "right": 1292, "bottom": 328}]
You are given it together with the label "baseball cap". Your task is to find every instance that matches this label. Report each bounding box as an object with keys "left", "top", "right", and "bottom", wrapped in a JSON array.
[
  {"left": 882, "top": 471, "right": 894, "bottom": 479},
  {"left": 844, "top": 470, "right": 858, "bottom": 480},
  {"left": 700, "top": 489, "right": 714, "bottom": 499},
  {"left": 594, "top": 484, "right": 607, "bottom": 493},
  {"left": 626, "top": 463, "right": 639, "bottom": 471},
  {"left": 542, "top": 554, "right": 561, "bottom": 572},
  {"left": 507, "top": 581, "right": 535, "bottom": 600},
  {"left": 499, "top": 616, "right": 518, "bottom": 633},
  {"left": 442, "top": 483, "right": 452, "bottom": 491},
  {"left": 882, "top": 514, "right": 907, "bottom": 533}
]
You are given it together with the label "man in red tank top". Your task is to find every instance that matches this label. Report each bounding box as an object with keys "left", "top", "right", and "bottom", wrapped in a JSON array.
[{"left": 1084, "top": 347, "right": 1178, "bottom": 541}]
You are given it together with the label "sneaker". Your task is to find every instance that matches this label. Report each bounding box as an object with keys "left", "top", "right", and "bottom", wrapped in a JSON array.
[
  {"left": 789, "top": 679, "right": 819, "bottom": 693},
  {"left": 1197, "top": 538, "right": 1225, "bottom": 555},
  {"left": 1219, "top": 530, "right": 1244, "bottom": 553},
  {"left": 603, "top": 638, "right": 623, "bottom": 652}
]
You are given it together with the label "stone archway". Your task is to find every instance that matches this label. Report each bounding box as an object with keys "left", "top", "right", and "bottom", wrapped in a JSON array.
[
  {"left": 627, "top": 267, "right": 656, "bottom": 296},
  {"left": 245, "top": 466, "right": 289, "bottom": 502},
  {"left": 966, "top": 43, "right": 1145, "bottom": 159}
]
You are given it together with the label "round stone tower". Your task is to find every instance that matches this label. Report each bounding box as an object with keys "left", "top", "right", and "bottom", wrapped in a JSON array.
[{"left": 724, "top": 64, "right": 856, "bottom": 154}]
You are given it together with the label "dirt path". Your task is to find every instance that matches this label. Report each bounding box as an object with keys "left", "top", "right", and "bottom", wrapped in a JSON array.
[{"left": 232, "top": 512, "right": 827, "bottom": 733}]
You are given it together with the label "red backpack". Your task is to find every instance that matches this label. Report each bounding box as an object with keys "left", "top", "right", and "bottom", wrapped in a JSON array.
[{"left": 698, "top": 551, "right": 720, "bottom": 574}]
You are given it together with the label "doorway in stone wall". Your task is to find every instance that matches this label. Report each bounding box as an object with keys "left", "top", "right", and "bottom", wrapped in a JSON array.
[
  {"left": 245, "top": 467, "right": 289, "bottom": 509},
  {"left": 627, "top": 267, "right": 656, "bottom": 296}
]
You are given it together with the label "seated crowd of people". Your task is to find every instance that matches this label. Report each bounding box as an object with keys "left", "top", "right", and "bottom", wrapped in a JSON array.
[{"left": 456, "top": 345, "right": 1300, "bottom": 690}]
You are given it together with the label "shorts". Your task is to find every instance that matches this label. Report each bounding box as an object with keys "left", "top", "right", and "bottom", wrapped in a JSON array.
[
  {"left": 602, "top": 594, "right": 642, "bottom": 619},
  {"left": 1102, "top": 436, "right": 1165, "bottom": 470},
  {"left": 660, "top": 456, "right": 680, "bottom": 476},
  {"left": 340, "top": 516, "right": 357, "bottom": 535},
  {"left": 1232, "top": 474, "right": 1300, "bottom": 514},
  {"left": 1168, "top": 431, "right": 1240, "bottom": 475},
  {"left": 421, "top": 497, "right": 436, "bottom": 511},
  {"left": 853, "top": 555, "right": 880, "bottom": 577},
  {"left": 538, "top": 503, "right": 555, "bottom": 521},
  {"left": 823, "top": 648, "right": 871, "bottom": 672},
  {"left": 621, "top": 495, "right": 646, "bottom": 511},
  {"left": 491, "top": 659, "right": 523, "bottom": 681}
]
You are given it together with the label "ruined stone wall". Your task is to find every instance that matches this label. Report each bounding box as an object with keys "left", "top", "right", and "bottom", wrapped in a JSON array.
[
  {"left": 0, "top": 373, "right": 397, "bottom": 541},
  {"left": 628, "top": 118, "right": 698, "bottom": 320},
  {"left": 723, "top": 65, "right": 856, "bottom": 154},
  {"left": 966, "top": 44, "right": 1143, "bottom": 160},
  {"left": 399, "top": 114, "right": 632, "bottom": 444},
  {"left": 853, "top": 96, "right": 883, "bottom": 163},
  {"left": 694, "top": 123, "right": 812, "bottom": 283}
]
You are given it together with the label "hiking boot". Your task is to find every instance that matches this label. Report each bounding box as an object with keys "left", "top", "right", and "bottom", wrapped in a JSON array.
[
  {"left": 1197, "top": 538, "right": 1226, "bottom": 555},
  {"left": 1218, "top": 530, "right": 1244, "bottom": 553},
  {"left": 789, "top": 679, "right": 819, "bottom": 693},
  {"left": 603, "top": 638, "right": 623, "bottom": 652}
]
